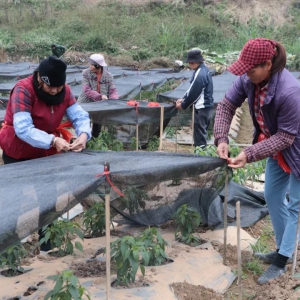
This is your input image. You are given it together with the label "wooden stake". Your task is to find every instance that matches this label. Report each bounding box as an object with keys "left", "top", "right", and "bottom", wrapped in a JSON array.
[
  {"left": 236, "top": 201, "right": 242, "bottom": 300},
  {"left": 191, "top": 104, "right": 195, "bottom": 152},
  {"left": 175, "top": 114, "right": 178, "bottom": 153},
  {"left": 136, "top": 124, "right": 139, "bottom": 151},
  {"left": 104, "top": 162, "right": 111, "bottom": 300},
  {"left": 292, "top": 199, "right": 300, "bottom": 275},
  {"left": 159, "top": 106, "right": 164, "bottom": 151},
  {"left": 223, "top": 169, "right": 228, "bottom": 265}
]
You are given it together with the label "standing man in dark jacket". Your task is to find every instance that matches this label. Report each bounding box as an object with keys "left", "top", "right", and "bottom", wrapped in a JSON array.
[{"left": 176, "top": 49, "right": 214, "bottom": 148}]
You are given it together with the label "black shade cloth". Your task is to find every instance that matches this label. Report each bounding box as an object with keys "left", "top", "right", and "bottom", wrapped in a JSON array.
[{"left": 0, "top": 150, "right": 226, "bottom": 252}]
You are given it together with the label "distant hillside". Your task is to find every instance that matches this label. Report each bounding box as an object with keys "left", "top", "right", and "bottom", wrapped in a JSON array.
[{"left": 0, "top": 0, "right": 299, "bottom": 69}]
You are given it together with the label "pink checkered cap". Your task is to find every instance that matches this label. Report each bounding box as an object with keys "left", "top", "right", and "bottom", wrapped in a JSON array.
[
  {"left": 228, "top": 38, "right": 277, "bottom": 75},
  {"left": 89, "top": 54, "right": 107, "bottom": 67}
]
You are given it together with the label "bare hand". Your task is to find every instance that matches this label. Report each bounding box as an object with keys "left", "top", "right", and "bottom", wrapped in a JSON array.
[
  {"left": 176, "top": 98, "right": 183, "bottom": 109},
  {"left": 102, "top": 95, "right": 108, "bottom": 100},
  {"left": 217, "top": 142, "right": 229, "bottom": 159},
  {"left": 54, "top": 137, "right": 71, "bottom": 152},
  {"left": 228, "top": 152, "right": 247, "bottom": 169},
  {"left": 70, "top": 133, "right": 88, "bottom": 152}
]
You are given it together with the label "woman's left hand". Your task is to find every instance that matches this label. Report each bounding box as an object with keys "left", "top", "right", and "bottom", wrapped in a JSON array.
[
  {"left": 227, "top": 151, "right": 247, "bottom": 169},
  {"left": 70, "top": 133, "right": 88, "bottom": 152}
]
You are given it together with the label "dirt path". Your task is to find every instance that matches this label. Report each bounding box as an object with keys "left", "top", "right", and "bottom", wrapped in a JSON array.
[{"left": 235, "top": 101, "right": 254, "bottom": 145}]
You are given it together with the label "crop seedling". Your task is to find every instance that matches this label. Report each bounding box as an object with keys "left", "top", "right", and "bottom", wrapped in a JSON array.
[
  {"left": 86, "top": 130, "right": 124, "bottom": 151},
  {"left": 121, "top": 186, "right": 149, "bottom": 214},
  {"left": 0, "top": 243, "right": 27, "bottom": 275},
  {"left": 40, "top": 219, "right": 84, "bottom": 256},
  {"left": 110, "top": 236, "right": 146, "bottom": 285},
  {"left": 44, "top": 270, "right": 91, "bottom": 300},
  {"left": 129, "top": 137, "right": 141, "bottom": 150},
  {"left": 174, "top": 204, "right": 201, "bottom": 245},
  {"left": 82, "top": 201, "right": 106, "bottom": 237},
  {"left": 146, "top": 135, "right": 159, "bottom": 151},
  {"left": 195, "top": 144, "right": 266, "bottom": 186},
  {"left": 139, "top": 227, "right": 168, "bottom": 266},
  {"left": 110, "top": 227, "right": 168, "bottom": 286}
]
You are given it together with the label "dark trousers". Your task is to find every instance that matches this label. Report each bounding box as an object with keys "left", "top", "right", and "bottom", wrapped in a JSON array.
[
  {"left": 194, "top": 107, "right": 213, "bottom": 148},
  {"left": 2, "top": 152, "right": 52, "bottom": 251},
  {"left": 92, "top": 123, "right": 102, "bottom": 138}
]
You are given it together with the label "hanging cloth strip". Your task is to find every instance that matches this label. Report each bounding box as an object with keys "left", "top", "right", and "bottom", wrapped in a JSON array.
[
  {"left": 95, "top": 169, "right": 124, "bottom": 197},
  {"left": 147, "top": 102, "right": 161, "bottom": 107},
  {"left": 127, "top": 100, "right": 140, "bottom": 114},
  {"left": 258, "top": 132, "right": 291, "bottom": 173}
]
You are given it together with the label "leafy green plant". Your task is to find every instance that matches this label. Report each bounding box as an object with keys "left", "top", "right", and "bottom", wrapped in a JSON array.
[
  {"left": 110, "top": 236, "right": 146, "bottom": 285},
  {"left": 40, "top": 219, "right": 84, "bottom": 256},
  {"left": 0, "top": 243, "right": 27, "bottom": 274},
  {"left": 129, "top": 137, "right": 141, "bottom": 150},
  {"left": 110, "top": 227, "right": 168, "bottom": 285},
  {"left": 146, "top": 135, "right": 159, "bottom": 151},
  {"left": 45, "top": 270, "right": 91, "bottom": 300},
  {"left": 179, "top": 233, "right": 201, "bottom": 246},
  {"left": 194, "top": 145, "right": 218, "bottom": 157},
  {"left": 174, "top": 204, "right": 201, "bottom": 245},
  {"left": 194, "top": 144, "right": 266, "bottom": 186},
  {"left": 121, "top": 186, "right": 149, "bottom": 214},
  {"left": 139, "top": 227, "right": 168, "bottom": 266},
  {"left": 86, "top": 130, "right": 124, "bottom": 151},
  {"left": 82, "top": 201, "right": 106, "bottom": 237}
]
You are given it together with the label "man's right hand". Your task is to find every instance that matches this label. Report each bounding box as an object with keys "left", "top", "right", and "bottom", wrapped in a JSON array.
[
  {"left": 102, "top": 95, "right": 108, "bottom": 100},
  {"left": 176, "top": 98, "right": 183, "bottom": 109},
  {"left": 217, "top": 142, "right": 229, "bottom": 159}
]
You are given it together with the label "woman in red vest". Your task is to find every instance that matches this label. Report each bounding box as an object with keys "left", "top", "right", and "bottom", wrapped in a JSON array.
[
  {"left": 0, "top": 56, "right": 92, "bottom": 251},
  {"left": 0, "top": 56, "right": 91, "bottom": 164}
]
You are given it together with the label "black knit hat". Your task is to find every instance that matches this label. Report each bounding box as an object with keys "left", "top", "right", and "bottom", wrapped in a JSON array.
[
  {"left": 37, "top": 56, "right": 67, "bottom": 87},
  {"left": 185, "top": 49, "right": 204, "bottom": 63}
]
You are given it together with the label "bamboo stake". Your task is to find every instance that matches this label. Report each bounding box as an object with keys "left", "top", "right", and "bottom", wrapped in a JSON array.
[
  {"left": 223, "top": 169, "right": 229, "bottom": 265},
  {"left": 175, "top": 114, "right": 178, "bottom": 153},
  {"left": 292, "top": 199, "right": 300, "bottom": 275},
  {"left": 159, "top": 106, "right": 164, "bottom": 151},
  {"left": 191, "top": 104, "right": 195, "bottom": 152},
  {"left": 104, "top": 162, "right": 111, "bottom": 300},
  {"left": 236, "top": 201, "right": 242, "bottom": 300},
  {"left": 136, "top": 124, "right": 139, "bottom": 151},
  {"left": 59, "top": 46, "right": 73, "bottom": 59}
]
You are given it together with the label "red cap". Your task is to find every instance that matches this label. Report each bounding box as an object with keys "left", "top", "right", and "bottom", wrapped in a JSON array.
[{"left": 228, "top": 38, "right": 277, "bottom": 75}]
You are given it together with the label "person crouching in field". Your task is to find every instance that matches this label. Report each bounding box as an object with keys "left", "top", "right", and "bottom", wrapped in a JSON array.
[{"left": 77, "top": 53, "right": 118, "bottom": 137}]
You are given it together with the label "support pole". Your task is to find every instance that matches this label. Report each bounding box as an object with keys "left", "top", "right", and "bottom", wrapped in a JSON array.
[
  {"left": 104, "top": 162, "right": 111, "bottom": 300},
  {"left": 292, "top": 199, "right": 300, "bottom": 275},
  {"left": 136, "top": 124, "right": 139, "bottom": 151},
  {"left": 236, "top": 201, "right": 242, "bottom": 300},
  {"left": 223, "top": 169, "right": 229, "bottom": 265},
  {"left": 191, "top": 104, "right": 195, "bottom": 152},
  {"left": 159, "top": 106, "right": 164, "bottom": 151},
  {"left": 175, "top": 114, "right": 178, "bottom": 153}
]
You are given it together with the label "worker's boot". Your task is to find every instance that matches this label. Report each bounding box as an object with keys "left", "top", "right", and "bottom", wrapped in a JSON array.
[
  {"left": 257, "top": 264, "right": 287, "bottom": 284},
  {"left": 254, "top": 250, "right": 292, "bottom": 264}
]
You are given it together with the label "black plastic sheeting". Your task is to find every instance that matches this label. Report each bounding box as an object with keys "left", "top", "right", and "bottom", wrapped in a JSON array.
[
  {"left": 0, "top": 100, "right": 176, "bottom": 128},
  {"left": 0, "top": 63, "right": 194, "bottom": 101},
  {"left": 0, "top": 150, "right": 226, "bottom": 252},
  {"left": 79, "top": 100, "right": 176, "bottom": 125},
  {"left": 208, "top": 181, "right": 268, "bottom": 228},
  {"left": 157, "top": 71, "right": 300, "bottom": 104}
]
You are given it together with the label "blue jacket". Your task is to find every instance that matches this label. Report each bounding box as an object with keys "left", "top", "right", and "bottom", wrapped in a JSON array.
[
  {"left": 225, "top": 68, "right": 300, "bottom": 179},
  {"left": 181, "top": 64, "right": 214, "bottom": 110}
]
